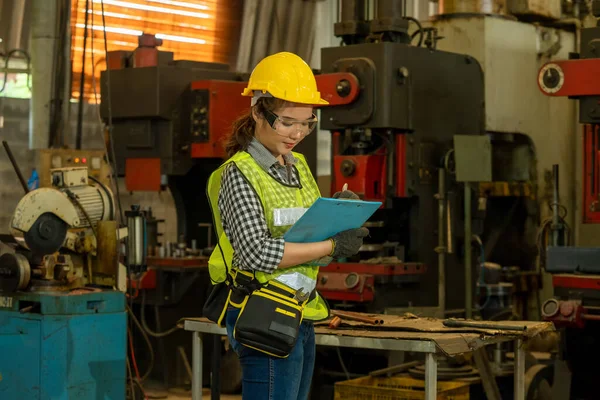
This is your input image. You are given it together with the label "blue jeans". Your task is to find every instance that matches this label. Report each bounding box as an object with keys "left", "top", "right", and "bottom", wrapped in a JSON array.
[{"left": 225, "top": 307, "right": 316, "bottom": 400}]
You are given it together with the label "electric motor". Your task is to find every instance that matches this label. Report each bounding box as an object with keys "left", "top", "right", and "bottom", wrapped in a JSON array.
[{"left": 9, "top": 167, "right": 115, "bottom": 256}]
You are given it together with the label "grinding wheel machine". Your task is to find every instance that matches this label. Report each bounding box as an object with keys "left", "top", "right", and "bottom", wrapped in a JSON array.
[{"left": 0, "top": 164, "right": 128, "bottom": 400}]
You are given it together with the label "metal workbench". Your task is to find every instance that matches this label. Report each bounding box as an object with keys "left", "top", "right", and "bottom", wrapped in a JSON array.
[{"left": 183, "top": 319, "right": 527, "bottom": 400}]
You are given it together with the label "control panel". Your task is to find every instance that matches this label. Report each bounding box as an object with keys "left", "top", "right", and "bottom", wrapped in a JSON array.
[
  {"left": 38, "top": 149, "right": 112, "bottom": 188},
  {"left": 190, "top": 89, "right": 209, "bottom": 142}
]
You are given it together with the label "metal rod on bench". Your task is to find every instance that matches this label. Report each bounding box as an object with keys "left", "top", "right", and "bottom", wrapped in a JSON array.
[
  {"left": 192, "top": 332, "right": 203, "bottom": 400},
  {"left": 424, "top": 353, "right": 437, "bottom": 400}
]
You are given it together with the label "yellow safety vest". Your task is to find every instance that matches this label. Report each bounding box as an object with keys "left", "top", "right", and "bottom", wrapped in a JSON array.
[{"left": 206, "top": 151, "right": 330, "bottom": 321}]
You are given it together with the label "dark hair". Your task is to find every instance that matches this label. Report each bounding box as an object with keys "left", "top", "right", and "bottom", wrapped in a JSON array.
[{"left": 225, "top": 97, "right": 288, "bottom": 157}]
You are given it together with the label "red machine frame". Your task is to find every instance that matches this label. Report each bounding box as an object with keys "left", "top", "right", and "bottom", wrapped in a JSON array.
[
  {"left": 538, "top": 58, "right": 600, "bottom": 336},
  {"left": 539, "top": 59, "right": 600, "bottom": 224},
  {"left": 114, "top": 34, "right": 426, "bottom": 304}
]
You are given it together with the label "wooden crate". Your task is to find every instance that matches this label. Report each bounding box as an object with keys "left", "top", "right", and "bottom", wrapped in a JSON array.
[{"left": 334, "top": 376, "right": 470, "bottom": 400}]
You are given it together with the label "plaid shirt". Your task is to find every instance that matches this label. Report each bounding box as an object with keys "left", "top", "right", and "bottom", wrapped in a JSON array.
[{"left": 218, "top": 139, "right": 300, "bottom": 274}]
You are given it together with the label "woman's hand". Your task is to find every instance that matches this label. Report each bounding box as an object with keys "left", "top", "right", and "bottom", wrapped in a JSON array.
[
  {"left": 330, "top": 227, "right": 369, "bottom": 259},
  {"left": 332, "top": 189, "right": 360, "bottom": 200}
]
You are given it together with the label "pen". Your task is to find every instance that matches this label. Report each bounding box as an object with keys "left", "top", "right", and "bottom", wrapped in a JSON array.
[{"left": 342, "top": 183, "right": 348, "bottom": 192}]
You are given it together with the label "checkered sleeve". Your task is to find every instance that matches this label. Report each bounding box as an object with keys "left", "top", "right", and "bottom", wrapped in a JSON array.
[{"left": 217, "top": 163, "right": 284, "bottom": 274}]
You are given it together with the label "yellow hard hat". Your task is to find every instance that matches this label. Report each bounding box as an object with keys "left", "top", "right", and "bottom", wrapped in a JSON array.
[{"left": 242, "top": 52, "right": 329, "bottom": 105}]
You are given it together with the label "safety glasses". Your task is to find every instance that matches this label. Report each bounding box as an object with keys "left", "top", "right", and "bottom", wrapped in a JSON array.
[{"left": 264, "top": 110, "right": 318, "bottom": 137}]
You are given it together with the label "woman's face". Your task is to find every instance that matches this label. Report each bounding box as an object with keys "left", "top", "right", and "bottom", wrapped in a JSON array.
[{"left": 254, "top": 103, "right": 315, "bottom": 160}]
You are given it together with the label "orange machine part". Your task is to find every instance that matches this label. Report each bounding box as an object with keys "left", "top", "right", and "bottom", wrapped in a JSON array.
[
  {"left": 134, "top": 47, "right": 159, "bottom": 68},
  {"left": 106, "top": 50, "right": 131, "bottom": 70},
  {"left": 125, "top": 158, "right": 161, "bottom": 191},
  {"left": 539, "top": 59, "right": 600, "bottom": 97},
  {"left": 190, "top": 80, "right": 250, "bottom": 159},
  {"left": 333, "top": 154, "right": 387, "bottom": 201},
  {"left": 314, "top": 72, "right": 360, "bottom": 106}
]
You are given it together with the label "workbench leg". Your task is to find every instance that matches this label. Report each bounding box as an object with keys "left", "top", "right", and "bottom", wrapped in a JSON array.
[
  {"left": 514, "top": 338, "right": 525, "bottom": 400},
  {"left": 424, "top": 353, "right": 437, "bottom": 400},
  {"left": 211, "top": 335, "right": 221, "bottom": 400},
  {"left": 192, "top": 332, "right": 203, "bottom": 400}
]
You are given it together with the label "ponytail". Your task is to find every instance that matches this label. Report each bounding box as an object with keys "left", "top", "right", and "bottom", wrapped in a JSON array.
[
  {"left": 224, "top": 97, "right": 289, "bottom": 158},
  {"left": 225, "top": 112, "right": 255, "bottom": 158}
]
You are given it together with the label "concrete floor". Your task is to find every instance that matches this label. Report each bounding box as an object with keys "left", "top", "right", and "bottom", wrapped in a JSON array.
[
  {"left": 143, "top": 386, "right": 241, "bottom": 400},
  {"left": 164, "top": 389, "right": 240, "bottom": 399}
]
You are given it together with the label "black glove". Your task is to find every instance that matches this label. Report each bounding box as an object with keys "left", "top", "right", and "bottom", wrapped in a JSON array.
[
  {"left": 332, "top": 189, "right": 360, "bottom": 200},
  {"left": 330, "top": 227, "right": 369, "bottom": 259}
]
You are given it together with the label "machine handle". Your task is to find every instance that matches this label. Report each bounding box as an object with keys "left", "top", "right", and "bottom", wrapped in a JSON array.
[{"left": 2, "top": 140, "right": 29, "bottom": 194}]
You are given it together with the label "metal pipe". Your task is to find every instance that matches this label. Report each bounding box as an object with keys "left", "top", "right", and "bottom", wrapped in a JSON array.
[
  {"left": 192, "top": 332, "right": 203, "bottom": 400},
  {"left": 376, "top": 0, "right": 404, "bottom": 18},
  {"left": 60, "top": 0, "right": 73, "bottom": 148},
  {"left": 424, "top": 353, "right": 437, "bottom": 400},
  {"left": 514, "top": 339, "right": 525, "bottom": 400},
  {"left": 464, "top": 182, "right": 472, "bottom": 319},
  {"left": 331, "top": 310, "right": 382, "bottom": 325},
  {"left": 443, "top": 319, "right": 527, "bottom": 331},
  {"left": 75, "top": 0, "right": 90, "bottom": 150},
  {"left": 340, "top": 0, "right": 366, "bottom": 22},
  {"left": 437, "top": 168, "right": 446, "bottom": 315},
  {"left": 446, "top": 198, "right": 453, "bottom": 254},
  {"left": 552, "top": 164, "right": 560, "bottom": 246},
  {"left": 8, "top": 0, "right": 26, "bottom": 50},
  {"left": 29, "top": 0, "right": 58, "bottom": 149}
]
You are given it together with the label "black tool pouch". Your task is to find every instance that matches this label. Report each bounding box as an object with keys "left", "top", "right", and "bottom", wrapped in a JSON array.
[
  {"left": 233, "top": 287, "right": 303, "bottom": 358},
  {"left": 202, "top": 281, "right": 231, "bottom": 327}
]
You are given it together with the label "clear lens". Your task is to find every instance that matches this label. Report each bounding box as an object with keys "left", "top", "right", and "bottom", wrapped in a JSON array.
[{"left": 267, "top": 112, "right": 318, "bottom": 137}]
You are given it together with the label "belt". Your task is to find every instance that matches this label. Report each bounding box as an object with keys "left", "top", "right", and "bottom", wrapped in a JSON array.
[{"left": 229, "top": 269, "right": 316, "bottom": 305}]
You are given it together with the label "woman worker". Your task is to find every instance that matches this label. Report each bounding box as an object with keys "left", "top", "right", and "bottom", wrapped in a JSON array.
[{"left": 206, "top": 51, "right": 368, "bottom": 400}]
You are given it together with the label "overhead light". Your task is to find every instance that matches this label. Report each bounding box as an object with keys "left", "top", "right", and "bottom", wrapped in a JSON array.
[
  {"left": 146, "top": 0, "right": 210, "bottom": 11},
  {"left": 156, "top": 33, "right": 206, "bottom": 45},
  {"left": 75, "top": 23, "right": 143, "bottom": 36},
  {"left": 85, "top": 9, "right": 143, "bottom": 21},
  {"left": 76, "top": 23, "right": 207, "bottom": 45},
  {"left": 91, "top": 0, "right": 211, "bottom": 19}
]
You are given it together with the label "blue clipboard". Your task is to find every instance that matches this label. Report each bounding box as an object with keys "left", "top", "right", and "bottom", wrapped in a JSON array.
[{"left": 283, "top": 197, "right": 382, "bottom": 243}]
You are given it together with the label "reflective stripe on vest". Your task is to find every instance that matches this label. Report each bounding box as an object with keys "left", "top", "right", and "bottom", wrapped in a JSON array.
[{"left": 206, "top": 150, "right": 329, "bottom": 321}]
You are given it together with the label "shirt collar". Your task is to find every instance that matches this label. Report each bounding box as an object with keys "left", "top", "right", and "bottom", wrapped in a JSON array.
[{"left": 247, "top": 138, "right": 297, "bottom": 171}]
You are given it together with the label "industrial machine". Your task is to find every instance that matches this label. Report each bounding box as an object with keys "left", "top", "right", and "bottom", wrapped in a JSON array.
[
  {"left": 315, "top": 0, "right": 487, "bottom": 315},
  {"left": 0, "top": 163, "right": 127, "bottom": 399},
  {"left": 537, "top": 2, "right": 600, "bottom": 397},
  {"left": 102, "top": 5, "right": 490, "bottom": 316}
]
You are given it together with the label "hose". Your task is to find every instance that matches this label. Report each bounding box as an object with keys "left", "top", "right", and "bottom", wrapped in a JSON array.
[{"left": 141, "top": 290, "right": 181, "bottom": 338}]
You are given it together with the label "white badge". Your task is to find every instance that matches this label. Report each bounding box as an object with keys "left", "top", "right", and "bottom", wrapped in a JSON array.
[{"left": 273, "top": 207, "right": 308, "bottom": 226}]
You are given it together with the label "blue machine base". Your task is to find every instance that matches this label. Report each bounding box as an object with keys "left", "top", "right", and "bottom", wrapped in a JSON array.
[{"left": 0, "top": 290, "right": 127, "bottom": 400}]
